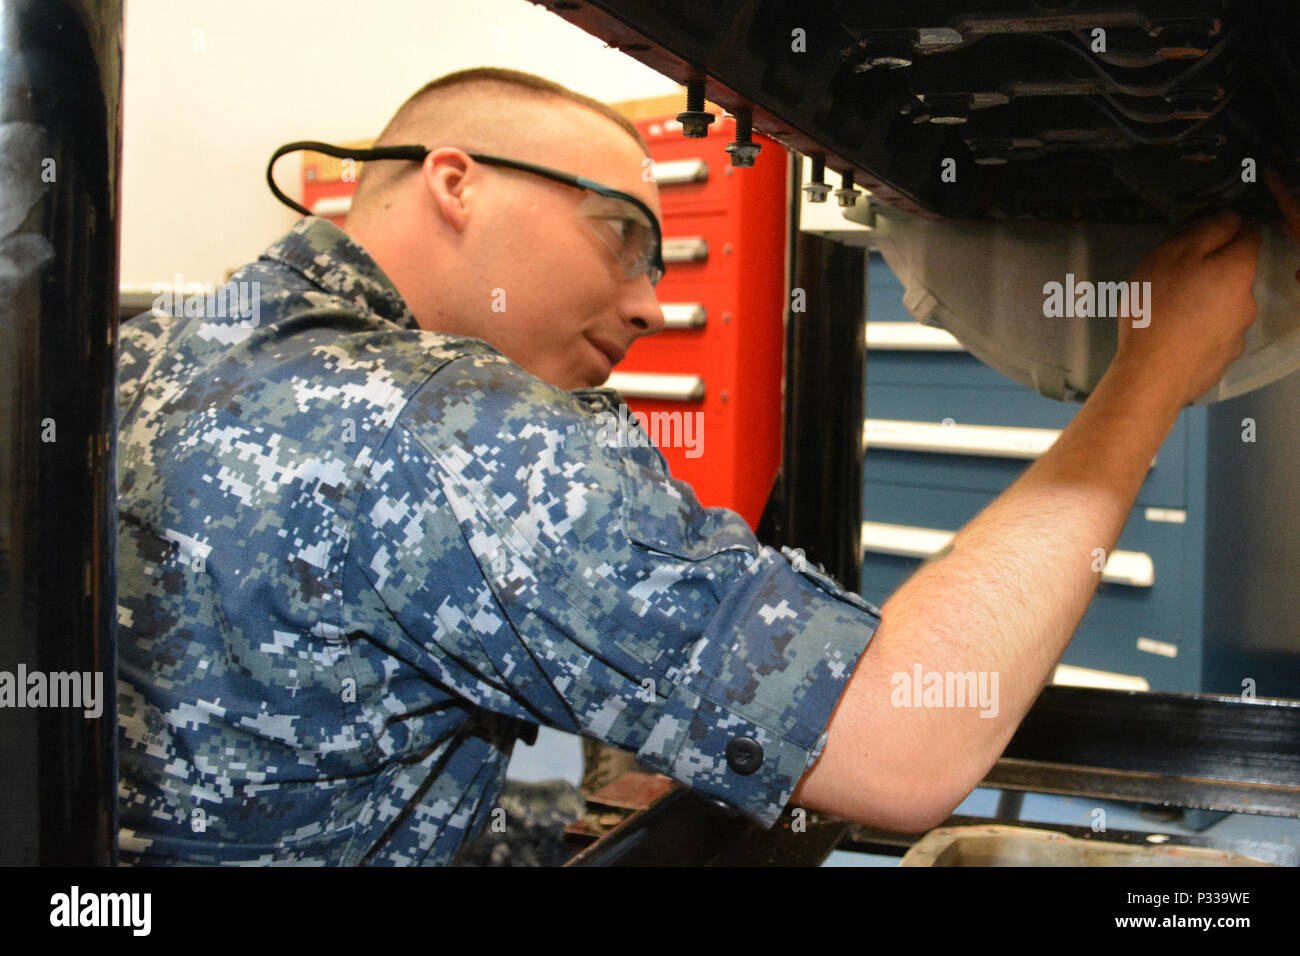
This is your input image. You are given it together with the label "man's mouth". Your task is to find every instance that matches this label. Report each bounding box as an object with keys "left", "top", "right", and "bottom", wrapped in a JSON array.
[{"left": 585, "top": 335, "right": 624, "bottom": 371}]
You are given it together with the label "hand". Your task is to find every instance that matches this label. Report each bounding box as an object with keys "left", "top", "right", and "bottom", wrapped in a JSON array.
[
  {"left": 1263, "top": 168, "right": 1300, "bottom": 285},
  {"left": 1115, "top": 210, "right": 1261, "bottom": 406}
]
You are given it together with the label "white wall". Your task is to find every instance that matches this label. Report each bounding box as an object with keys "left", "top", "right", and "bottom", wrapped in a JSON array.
[{"left": 121, "top": 0, "right": 679, "bottom": 285}]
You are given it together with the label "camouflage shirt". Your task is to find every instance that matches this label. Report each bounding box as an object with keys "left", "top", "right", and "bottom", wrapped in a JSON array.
[{"left": 114, "top": 217, "right": 882, "bottom": 865}]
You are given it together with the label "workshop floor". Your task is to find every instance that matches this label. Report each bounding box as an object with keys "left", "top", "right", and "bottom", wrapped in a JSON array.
[{"left": 508, "top": 726, "right": 1300, "bottom": 866}]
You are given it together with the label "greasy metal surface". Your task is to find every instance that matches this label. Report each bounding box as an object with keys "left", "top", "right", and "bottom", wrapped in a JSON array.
[
  {"left": 0, "top": 0, "right": 123, "bottom": 865},
  {"left": 565, "top": 788, "right": 748, "bottom": 865},
  {"left": 843, "top": 815, "right": 1300, "bottom": 867},
  {"left": 899, "top": 824, "right": 1273, "bottom": 866},
  {"left": 584, "top": 771, "right": 676, "bottom": 811},
  {"left": 533, "top": 0, "right": 1299, "bottom": 222},
  {"left": 565, "top": 785, "right": 847, "bottom": 866}
]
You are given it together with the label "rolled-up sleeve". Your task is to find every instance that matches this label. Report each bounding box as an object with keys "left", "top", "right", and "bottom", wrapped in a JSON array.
[{"left": 356, "top": 351, "right": 881, "bottom": 828}]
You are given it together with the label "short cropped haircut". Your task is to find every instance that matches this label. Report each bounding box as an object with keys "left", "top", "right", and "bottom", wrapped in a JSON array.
[{"left": 349, "top": 67, "right": 648, "bottom": 215}]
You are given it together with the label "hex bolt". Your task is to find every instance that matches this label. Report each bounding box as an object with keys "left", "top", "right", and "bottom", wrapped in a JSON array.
[
  {"left": 926, "top": 94, "right": 971, "bottom": 125},
  {"left": 725, "top": 108, "right": 762, "bottom": 167},
  {"left": 803, "top": 154, "right": 831, "bottom": 202},
  {"left": 834, "top": 169, "right": 860, "bottom": 206},
  {"left": 676, "top": 78, "right": 715, "bottom": 138}
]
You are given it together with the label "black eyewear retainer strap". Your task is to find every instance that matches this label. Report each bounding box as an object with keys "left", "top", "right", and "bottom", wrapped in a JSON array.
[
  {"left": 266, "top": 142, "right": 662, "bottom": 253},
  {"left": 266, "top": 140, "right": 430, "bottom": 217}
]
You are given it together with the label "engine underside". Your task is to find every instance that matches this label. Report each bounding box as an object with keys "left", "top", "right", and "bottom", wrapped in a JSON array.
[{"left": 539, "top": 0, "right": 1300, "bottom": 223}]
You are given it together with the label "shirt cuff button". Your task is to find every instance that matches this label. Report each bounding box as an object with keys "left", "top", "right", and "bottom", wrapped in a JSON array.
[{"left": 725, "top": 736, "right": 763, "bottom": 775}]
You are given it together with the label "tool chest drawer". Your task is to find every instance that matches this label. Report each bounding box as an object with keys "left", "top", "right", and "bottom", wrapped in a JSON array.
[{"left": 1057, "top": 622, "right": 1199, "bottom": 692}]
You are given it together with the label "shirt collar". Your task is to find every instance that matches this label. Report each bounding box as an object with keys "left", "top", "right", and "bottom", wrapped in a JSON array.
[{"left": 260, "top": 217, "right": 419, "bottom": 330}]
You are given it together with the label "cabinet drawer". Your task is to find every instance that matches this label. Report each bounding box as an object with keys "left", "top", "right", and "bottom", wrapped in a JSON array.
[
  {"left": 862, "top": 386, "right": 1189, "bottom": 508},
  {"left": 867, "top": 349, "right": 1023, "bottom": 389},
  {"left": 866, "top": 383, "right": 1075, "bottom": 430},
  {"left": 1061, "top": 622, "right": 1201, "bottom": 692}
]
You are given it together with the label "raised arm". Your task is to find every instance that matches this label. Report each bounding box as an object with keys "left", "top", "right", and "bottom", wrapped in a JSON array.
[{"left": 793, "top": 211, "right": 1263, "bottom": 831}]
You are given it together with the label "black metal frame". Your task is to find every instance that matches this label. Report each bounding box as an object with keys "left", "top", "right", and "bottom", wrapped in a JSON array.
[
  {"left": 0, "top": 0, "right": 123, "bottom": 865},
  {"left": 528, "top": 0, "right": 1300, "bottom": 223}
]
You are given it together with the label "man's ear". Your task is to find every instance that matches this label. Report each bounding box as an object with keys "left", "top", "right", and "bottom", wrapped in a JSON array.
[{"left": 422, "top": 148, "right": 473, "bottom": 233}]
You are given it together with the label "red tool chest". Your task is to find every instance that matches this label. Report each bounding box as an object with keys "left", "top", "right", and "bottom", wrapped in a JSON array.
[{"left": 617, "top": 114, "right": 787, "bottom": 529}]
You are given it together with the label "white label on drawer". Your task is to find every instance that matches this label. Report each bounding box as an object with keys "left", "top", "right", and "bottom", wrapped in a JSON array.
[
  {"left": 1144, "top": 507, "right": 1187, "bottom": 524},
  {"left": 1136, "top": 636, "right": 1179, "bottom": 658}
]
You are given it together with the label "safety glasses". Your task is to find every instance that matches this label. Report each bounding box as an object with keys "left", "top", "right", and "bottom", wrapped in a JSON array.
[{"left": 267, "top": 141, "right": 665, "bottom": 287}]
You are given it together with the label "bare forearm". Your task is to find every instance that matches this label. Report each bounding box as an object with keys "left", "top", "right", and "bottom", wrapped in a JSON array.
[
  {"left": 876, "top": 356, "right": 1184, "bottom": 786},
  {"left": 796, "top": 357, "right": 1186, "bottom": 829},
  {"left": 798, "top": 209, "right": 1265, "bottom": 831}
]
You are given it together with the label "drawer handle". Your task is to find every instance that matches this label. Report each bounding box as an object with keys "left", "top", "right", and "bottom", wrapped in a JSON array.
[
  {"left": 866, "top": 322, "right": 965, "bottom": 351},
  {"left": 864, "top": 419, "right": 1061, "bottom": 460},
  {"left": 606, "top": 372, "right": 705, "bottom": 402},
  {"left": 661, "top": 303, "right": 707, "bottom": 330},
  {"left": 311, "top": 195, "right": 352, "bottom": 218},
  {"left": 652, "top": 159, "right": 708, "bottom": 185},
  {"left": 860, "top": 520, "right": 1154, "bottom": 587},
  {"left": 662, "top": 237, "right": 708, "bottom": 263},
  {"left": 1052, "top": 663, "right": 1150, "bottom": 692}
]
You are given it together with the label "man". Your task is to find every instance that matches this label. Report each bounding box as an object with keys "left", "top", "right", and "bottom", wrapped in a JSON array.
[{"left": 116, "top": 66, "right": 1286, "bottom": 865}]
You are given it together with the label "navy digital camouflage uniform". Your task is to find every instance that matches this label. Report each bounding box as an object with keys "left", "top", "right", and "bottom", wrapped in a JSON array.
[{"left": 114, "top": 216, "right": 883, "bottom": 865}]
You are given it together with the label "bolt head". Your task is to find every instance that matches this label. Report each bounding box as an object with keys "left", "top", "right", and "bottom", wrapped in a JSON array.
[
  {"left": 726, "top": 141, "right": 762, "bottom": 167},
  {"left": 834, "top": 188, "right": 859, "bottom": 207},
  {"left": 675, "top": 110, "right": 715, "bottom": 138},
  {"left": 803, "top": 182, "right": 831, "bottom": 202}
]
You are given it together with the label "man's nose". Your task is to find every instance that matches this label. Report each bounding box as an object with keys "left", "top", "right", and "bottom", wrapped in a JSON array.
[{"left": 624, "top": 278, "right": 666, "bottom": 337}]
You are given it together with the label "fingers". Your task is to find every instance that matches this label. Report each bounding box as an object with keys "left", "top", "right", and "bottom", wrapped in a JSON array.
[
  {"left": 1182, "top": 209, "right": 1245, "bottom": 257},
  {"left": 1218, "top": 222, "right": 1263, "bottom": 267}
]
